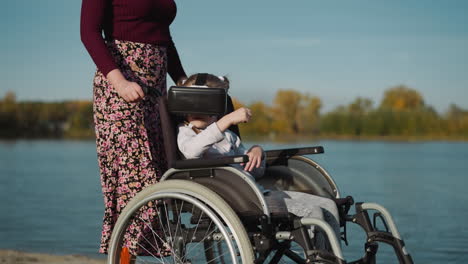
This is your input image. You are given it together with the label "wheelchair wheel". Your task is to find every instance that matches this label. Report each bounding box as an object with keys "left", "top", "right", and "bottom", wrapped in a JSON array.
[{"left": 107, "top": 180, "right": 255, "bottom": 264}]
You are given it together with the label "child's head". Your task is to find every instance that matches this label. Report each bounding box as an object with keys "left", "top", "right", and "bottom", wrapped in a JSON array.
[{"left": 178, "top": 73, "right": 229, "bottom": 129}]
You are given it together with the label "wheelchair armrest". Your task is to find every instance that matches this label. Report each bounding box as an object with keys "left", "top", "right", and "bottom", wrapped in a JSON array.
[
  {"left": 265, "top": 146, "right": 324, "bottom": 160},
  {"left": 173, "top": 155, "right": 249, "bottom": 169}
]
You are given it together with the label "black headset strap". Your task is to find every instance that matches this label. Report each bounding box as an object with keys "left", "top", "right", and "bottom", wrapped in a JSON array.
[{"left": 195, "top": 73, "right": 208, "bottom": 86}]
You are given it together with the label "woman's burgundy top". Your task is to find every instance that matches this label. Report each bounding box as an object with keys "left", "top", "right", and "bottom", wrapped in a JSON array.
[{"left": 80, "top": 0, "right": 177, "bottom": 76}]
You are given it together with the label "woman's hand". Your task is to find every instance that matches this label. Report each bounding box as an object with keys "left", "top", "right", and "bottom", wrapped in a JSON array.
[
  {"left": 243, "top": 145, "right": 263, "bottom": 172},
  {"left": 216, "top": 107, "right": 252, "bottom": 132},
  {"left": 114, "top": 80, "right": 145, "bottom": 102},
  {"left": 106, "top": 69, "right": 145, "bottom": 102}
]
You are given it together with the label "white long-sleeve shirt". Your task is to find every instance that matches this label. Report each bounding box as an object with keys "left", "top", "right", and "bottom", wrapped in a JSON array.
[{"left": 177, "top": 122, "right": 265, "bottom": 179}]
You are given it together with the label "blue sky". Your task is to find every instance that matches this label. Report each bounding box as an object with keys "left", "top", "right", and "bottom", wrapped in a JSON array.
[{"left": 2, "top": 0, "right": 467, "bottom": 113}]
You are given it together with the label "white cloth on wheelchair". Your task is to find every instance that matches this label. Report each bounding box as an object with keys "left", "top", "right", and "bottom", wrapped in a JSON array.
[{"left": 282, "top": 191, "right": 341, "bottom": 242}]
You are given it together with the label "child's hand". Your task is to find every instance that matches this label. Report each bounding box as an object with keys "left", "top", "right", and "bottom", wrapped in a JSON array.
[
  {"left": 243, "top": 145, "right": 263, "bottom": 172},
  {"left": 228, "top": 107, "right": 252, "bottom": 125},
  {"left": 216, "top": 107, "right": 252, "bottom": 132}
]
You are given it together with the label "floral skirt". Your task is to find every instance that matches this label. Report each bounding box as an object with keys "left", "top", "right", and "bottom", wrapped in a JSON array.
[{"left": 93, "top": 39, "right": 168, "bottom": 255}]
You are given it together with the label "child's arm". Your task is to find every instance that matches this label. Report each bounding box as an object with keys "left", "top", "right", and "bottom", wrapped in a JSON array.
[
  {"left": 177, "top": 124, "right": 224, "bottom": 159},
  {"left": 177, "top": 108, "right": 252, "bottom": 159},
  {"left": 216, "top": 107, "right": 251, "bottom": 132}
]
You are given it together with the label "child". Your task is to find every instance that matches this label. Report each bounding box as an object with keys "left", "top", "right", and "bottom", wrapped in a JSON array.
[{"left": 176, "top": 73, "right": 340, "bottom": 249}]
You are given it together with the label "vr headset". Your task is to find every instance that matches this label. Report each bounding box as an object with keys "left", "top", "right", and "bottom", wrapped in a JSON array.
[{"left": 167, "top": 73, "right": 227, "bottom": 116}]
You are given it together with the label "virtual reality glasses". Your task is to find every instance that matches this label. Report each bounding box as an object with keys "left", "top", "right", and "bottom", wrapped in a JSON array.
[{"left": 167, "top": 86, "right": 227, "bottom": 116}]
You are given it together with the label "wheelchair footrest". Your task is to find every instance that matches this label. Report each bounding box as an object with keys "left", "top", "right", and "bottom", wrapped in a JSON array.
[
  {"left": 347, "top": 202, "right": 414, "bottom": 264},
  {"left": 306, "top": 250, "right": 347, "bottom": 264}
]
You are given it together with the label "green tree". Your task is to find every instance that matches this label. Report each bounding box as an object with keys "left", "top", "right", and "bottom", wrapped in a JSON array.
[
  {"left": 299, "top": 95, "right": 322, "bottom": 134},
  {"left": 445, "top": 104, "right": 468, "bottom": 137},
  {"left": 380, "top": 85, "right": 425, "bottom": 111},
  {"left": 348, "top": 97, "right": 373, "bottom": 136},
  {"left": 0, "top": 91, "right": 18, "bottom": 137},
  {"left": 320, "top": 106, "right": 349, "bottom": 135},
  {"left": 271, "top": 90, "right": 303, "bottom": 134},
  {"left": 65, "top": 101, "right": 94, "bottom": 137},
  {"left": 271, "top": 89, "right": 321, "bottom": 135}
]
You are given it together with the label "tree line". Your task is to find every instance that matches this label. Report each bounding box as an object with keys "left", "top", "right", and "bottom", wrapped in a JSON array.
[
  {"left": 235, "top": 85, "right": 468, "bottom": 140},
  {"left": 0, "top": 91, "right": 94, "bottom": 138},
  {"left": 1, "top": 85, "right": 468, "bottom": 140}
]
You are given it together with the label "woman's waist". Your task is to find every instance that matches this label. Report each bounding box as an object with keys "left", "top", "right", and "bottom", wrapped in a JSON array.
[
  {"left": 104, "top": 24, "right": 172, "bottom": 48},
  {"left": 104, "top": 38, "right": 168, "bottom": 73},
  {"left": 105, "top": 38, "right": 170, "bottom": 51}
]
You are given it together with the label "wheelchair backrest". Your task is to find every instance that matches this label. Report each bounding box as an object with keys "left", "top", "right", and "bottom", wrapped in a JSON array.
[
  {"left": 157, "top": 92, "right": 240, "bottom": 169},
  {"left": 158, "top": 96, "right": 178, "bottom": 170}
]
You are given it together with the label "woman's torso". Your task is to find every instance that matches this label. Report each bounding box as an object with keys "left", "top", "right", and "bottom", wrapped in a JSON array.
[{"left": 104, "top": 0, "right": 177, "bottom": 45}]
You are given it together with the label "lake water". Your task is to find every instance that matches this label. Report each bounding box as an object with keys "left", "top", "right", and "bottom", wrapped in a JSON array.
[{"left": 1, "top": 140, "right": 468, "bottom": 263}]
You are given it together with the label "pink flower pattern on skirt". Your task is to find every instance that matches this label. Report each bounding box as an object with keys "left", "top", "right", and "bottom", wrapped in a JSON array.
[{"left": 93, "top": 39, "right": 169, "bottom": 255}]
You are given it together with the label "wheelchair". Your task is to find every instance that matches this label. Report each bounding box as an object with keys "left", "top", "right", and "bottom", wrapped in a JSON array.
[{"left": 106, "top": 85, "right": 414, "bottom": 264}]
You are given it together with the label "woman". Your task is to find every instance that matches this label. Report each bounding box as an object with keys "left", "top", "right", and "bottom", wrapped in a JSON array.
[{"left": 80, "top": 0, "right": 186, "bottom": 255}]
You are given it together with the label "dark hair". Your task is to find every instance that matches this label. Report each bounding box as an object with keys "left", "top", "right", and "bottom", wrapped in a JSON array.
[{"left": 177, "top": 73, "right": 230, "bottom": 90}]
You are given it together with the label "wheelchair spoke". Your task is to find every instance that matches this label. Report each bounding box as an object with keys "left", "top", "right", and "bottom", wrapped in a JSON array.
[
  {"left": 185, "top": 219, "right": 214, "bottom": 257},
  {"left": 187, "top": 235, "right": 221, "bottom": 261},
  {"left": 205, "top": 249, "right": 233, "bottom": 264},
  {"left": 155, "top": 206, "right": 171, "bottom": 247},
  {"left": 191, "top": 227, "right": 218, "bottom": 256},
  {"left": 140, "top": 220, "right": 166, "bottom": 257},
  {"left": 189, "top": 239, "right": 219, "bottom": 260},
  {"left": 163, "top": 202, "right": 187, "bottom": 264},
  {"left": 136, "top": 256, "right": 164, "bottom": 264},
  {"left": 141, "top": 202, "right": 184, "bottom": 264},
  {"left": 173, "top": 201, "right": 184, "bottom": 246},
  {"left": 154, "top": 208, "right": 175, "bottom": 261},
  {"left": 162, "top": 200, "right": 176, "bottom": 263},
  {"left": 139, "top": 258, "right": 163, "bottom": 264},
  {"left": 139, "top": 220, "right": 173, "bottom": 264},
  {"left": 135, "top": 241, "right": 166, "bottom": 263},
  {"left": 202, "top": 239, "right": 230, "bottom": 264},
  {"left": 188, "top": 208, "right": 204, "bottom": 246}
]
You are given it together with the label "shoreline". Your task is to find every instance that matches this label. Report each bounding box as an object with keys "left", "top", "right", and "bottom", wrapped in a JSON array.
[
  {"left": 241, "top": 134, "right": 468, "bottom": 143},
  {"left": 0, "top": 249, "right": 105, "bottom": 264},
  {"left": 1, "top": 134, "right": 467, "bottom": 143}
]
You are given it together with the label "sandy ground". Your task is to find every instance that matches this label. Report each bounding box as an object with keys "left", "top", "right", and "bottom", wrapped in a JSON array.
[{"left": 0, "top": 250, "right": 105, "bottom": 264}]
